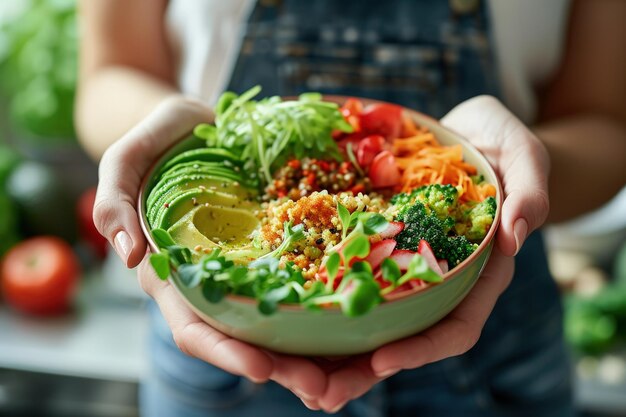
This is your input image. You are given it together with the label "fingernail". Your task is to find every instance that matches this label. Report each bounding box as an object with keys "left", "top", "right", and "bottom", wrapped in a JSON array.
[
  {"left": 293, "top": 389, "right": 315, "bottom": 402},
  {"left": 114, "top": 231, "right": 132, "bottom": 261},
  {"left": 513, "top": 219, "right": 528, "bottom": 255},
  {"left": 329, "top": 401, "right": 348, "bottom": 413},
  {"left": 376, "top": 367, "right": 400, "bottom": 378},
  {"left": 300, "top": 398, "right": 320, "bottom": 411}
]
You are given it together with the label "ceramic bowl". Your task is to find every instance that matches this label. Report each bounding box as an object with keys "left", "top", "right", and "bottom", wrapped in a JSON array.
[{"left": 138, "top": 97, "right": 503, "bottom": 356}]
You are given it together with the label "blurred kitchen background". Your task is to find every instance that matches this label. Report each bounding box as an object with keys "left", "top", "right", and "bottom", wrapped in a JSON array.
[{"left": 0, "top": 1, "right": 624, "bottom": 416}]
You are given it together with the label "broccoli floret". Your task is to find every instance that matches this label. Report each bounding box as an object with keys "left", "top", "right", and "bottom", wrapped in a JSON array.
[
  {"left": 395, "top": 203, "right": 449, "bottom": 256},
  {"left": 391, "top": 184, "right": 458, "bottom": 232},
  {"left": 391, "top": 185, "right": 493, "bottom": 266},
  {"left": 395, "top": 203, "right": 478, "bottom": 265},
  {"left": 470, "top": 174, "right": 485, "bottom": 184},
  {"left": 457, "top": 197, "right": 496, "bottom": 241},
  {"left": 444, "top": 236, "right": 479, "bottom": 266}
]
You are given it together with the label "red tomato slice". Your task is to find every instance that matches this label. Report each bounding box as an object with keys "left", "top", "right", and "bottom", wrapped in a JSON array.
[
  {"left": 359, "top": 103, "right": 404, "bottom": 140},
  {"left": 356, "top": 135, "right": 385, "bottom": 167},
  {"left": 1, "top": 237, "right": 80, "bottom": 315},
  {"left": 369, "top": 151, "right": 401, "bottom": 188}
]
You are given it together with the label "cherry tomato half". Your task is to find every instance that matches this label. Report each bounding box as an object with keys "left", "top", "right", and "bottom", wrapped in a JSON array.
[
  {"left": 369, "top": 150, "right": 401, "bottom": 188},
  {"left": 356, "top": 135, "right": 385, "bottom": 167},
  {"left": 1, "top": 237, "right": 80, "bottom": 315},
  {"left": 359, "top": 103, "right": 404, "bottom": 140}
]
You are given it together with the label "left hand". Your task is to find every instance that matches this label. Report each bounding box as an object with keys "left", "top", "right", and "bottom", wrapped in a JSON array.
[{"left": 296, "top": 96, "right": 551, "bottom": 413}]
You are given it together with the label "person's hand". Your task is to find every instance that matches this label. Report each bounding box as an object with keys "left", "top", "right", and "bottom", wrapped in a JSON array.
[
  {"left": 299, "top": 95, "right": 551, "bottom": 413},
  {"left": 93, "top": 96, "right": 329, "bottom": 399}
]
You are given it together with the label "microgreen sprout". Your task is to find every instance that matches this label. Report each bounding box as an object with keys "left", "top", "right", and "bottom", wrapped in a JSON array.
[{"left": 257, "top": 221, "right": 305, "bottom": 260}]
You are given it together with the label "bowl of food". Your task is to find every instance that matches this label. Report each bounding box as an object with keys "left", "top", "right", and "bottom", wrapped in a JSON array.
[{"left": 138, "top": 87, "right": 502, "bottom": 356}]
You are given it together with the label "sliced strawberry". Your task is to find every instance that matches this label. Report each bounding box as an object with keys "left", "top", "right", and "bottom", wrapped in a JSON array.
[
  {"left": 417, "top": 239, "right": 444, "bottom": 275},
  {"left": 369, "top": 150, "right": 401, "bottom": 188},
  {"left": 378, "top": 221, "right": 405, "bottom": 239}
]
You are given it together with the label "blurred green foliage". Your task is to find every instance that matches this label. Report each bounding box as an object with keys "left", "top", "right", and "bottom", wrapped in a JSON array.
[
  {"left": 0, "top": 143, "right": 22, "bottom": 255},
  {"left": 0, "top": 0, "right": 77, "bottom": 141}
]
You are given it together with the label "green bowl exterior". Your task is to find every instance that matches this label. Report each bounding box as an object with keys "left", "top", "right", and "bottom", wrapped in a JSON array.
[{"left": 171, "top": 240, "right": 492, "bottom": 356}]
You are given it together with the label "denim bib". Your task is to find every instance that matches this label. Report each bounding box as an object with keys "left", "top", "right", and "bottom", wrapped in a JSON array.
[{"left": 227, "top": 0, "right": 499, "bottom": 118}]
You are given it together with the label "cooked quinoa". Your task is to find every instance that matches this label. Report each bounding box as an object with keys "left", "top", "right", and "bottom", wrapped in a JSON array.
[{"left": 258, "top": 190, "right": 389, "bottom": 278}]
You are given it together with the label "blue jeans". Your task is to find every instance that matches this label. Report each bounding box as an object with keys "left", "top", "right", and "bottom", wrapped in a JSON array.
[{"left": 140, "top": 232, "right": 575, "bottom": 417}]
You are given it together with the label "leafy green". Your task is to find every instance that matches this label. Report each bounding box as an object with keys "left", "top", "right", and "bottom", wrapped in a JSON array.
[
  {"left": 326, "top": 252, "right": 341, "bottom": 279},
  {"left": 193, "top": 86, "right": 353, "bottom": 186},
  {"left": 400, "top": 255, "right": 443, "bottom": 285},
  {"left": 257, "top": 221, "right": 305, "bottom": 260},
  {"left": 149, "top": 251, "right": 170, "bottom": 280},
  {"left": 337, "top": 202, "right": 351, "bottom": 239},
  {"left": 381, "top": 258, "right": 401, "bottom": 285},
  {"left": 380, "top": 254, "right": 443, "bottom": 296},
  {"left": 152, "top": 228, "right": 177, "bottom": 249},
  {"left": 0, "top": 0, "right": 78, "bottom": 141},
  {"left": 343, "top": 235, "right": 370, "bottom": 265},
  {"left": 345, "top": 142, "right": 364, "bottom": 177}
]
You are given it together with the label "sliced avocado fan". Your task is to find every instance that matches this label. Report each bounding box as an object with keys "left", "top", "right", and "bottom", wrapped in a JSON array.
[{"left": 156, "top": 148, "right": 241, "bottom": 178}]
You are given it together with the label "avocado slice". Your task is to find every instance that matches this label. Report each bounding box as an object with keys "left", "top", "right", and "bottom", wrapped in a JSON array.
[
  {"left": 157, "top": 161, "right": 242, "bottom": 182},
  {"left": 156, "top": 148, "right": 240, "bottom": 178},
  {"left": 153, "top": 188, "right": 254, "bottom": 230},
  {"left": 146, "top": 174, "right": 255, "bottom": 216},
  {"left": 167, "top": 204, "right": 266, "bottom": 263}
]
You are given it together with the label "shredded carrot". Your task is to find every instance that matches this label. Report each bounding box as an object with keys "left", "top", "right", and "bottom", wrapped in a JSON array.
[{"left": 393, "top": 119, "right": 495, "bottom": 202}]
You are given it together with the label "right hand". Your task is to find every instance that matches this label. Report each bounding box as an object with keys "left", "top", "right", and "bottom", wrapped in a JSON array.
[{"left": 93, "top": 96, "right": 328, "bottom": 400}]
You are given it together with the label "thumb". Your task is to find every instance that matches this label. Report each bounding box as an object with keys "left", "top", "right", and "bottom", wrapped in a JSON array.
[
  {"left": 441, "top": 95, "right": 550, "bottom": 256},
  {"left": 93, "top": 97, "right": 214, "bottom": 267},
  {"left": 497, "top": 188, "right": 549, "bottom": 257}
]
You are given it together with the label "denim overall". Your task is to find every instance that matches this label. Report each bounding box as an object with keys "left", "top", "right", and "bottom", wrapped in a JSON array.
[{"left": 141, "top": 1, "right": 574, "bottom": 416}]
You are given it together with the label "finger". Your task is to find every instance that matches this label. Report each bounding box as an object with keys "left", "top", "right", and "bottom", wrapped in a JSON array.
[
  {"left": 317, "top": 355, "right": 381, "bottom": 413},
  {"left": 371, "top": 247, "right": 514, "bottom": 376},
  {"left": 441, "top": 95, "right": 550, "bottom": 256},
  {"left": 137, "top": 257, "right": 274, "bottom": 382},
  {"left": 94, "top": 97, "right": 213, "bottom": 267},
  {"left": 265, "top": 352, "right": 328, "bottom": 401}
]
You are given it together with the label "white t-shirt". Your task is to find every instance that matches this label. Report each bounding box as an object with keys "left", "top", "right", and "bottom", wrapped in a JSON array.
[{"left": 166, "top": 0, "right": 570, "bottom": 124}]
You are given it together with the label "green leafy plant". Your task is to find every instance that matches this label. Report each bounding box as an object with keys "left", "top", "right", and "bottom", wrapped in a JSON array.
[{"left": 0, "top": 0, "right": 78, "bottom": 140}]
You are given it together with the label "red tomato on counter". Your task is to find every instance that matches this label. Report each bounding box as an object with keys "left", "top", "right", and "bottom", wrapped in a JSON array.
[{"left": 1, "top": 237, "right": 80, "bottom": 315}]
